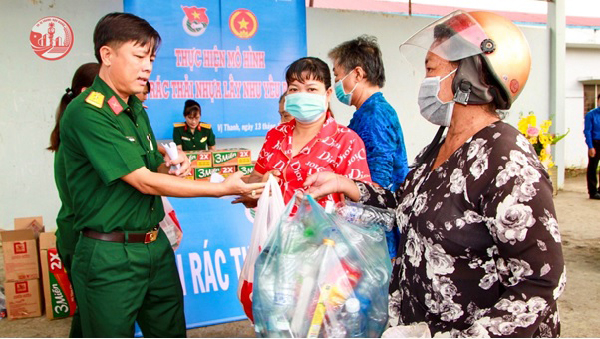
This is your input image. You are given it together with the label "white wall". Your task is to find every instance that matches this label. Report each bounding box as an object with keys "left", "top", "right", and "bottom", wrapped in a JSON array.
[
  {"left": 0, "top": 0, "right": 123, "bottom": 229},
  {"left": 0, "top": 5, "right": 553, "bottom": 229},
  {"left": 564, "top": 47, "right": 600, "bottom": 168}
]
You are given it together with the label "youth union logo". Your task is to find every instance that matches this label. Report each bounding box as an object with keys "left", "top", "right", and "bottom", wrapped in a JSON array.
[
  {"left": 30, "top": 16, "right": 74, "bottom": 61},
  {"left": 229, "top": 9, "right": 258, "bottom": 39},
  {"left": 181, "top": 6, "right": 209, "bottom": 36}
]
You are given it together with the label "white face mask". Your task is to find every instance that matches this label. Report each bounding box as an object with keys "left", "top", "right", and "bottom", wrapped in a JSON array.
[{"left": 417, "top": 69, "right": 457, "bottom": 127}]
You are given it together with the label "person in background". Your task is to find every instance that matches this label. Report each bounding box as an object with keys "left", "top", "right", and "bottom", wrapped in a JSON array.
[
  {"left": 328, "top": 35, "right": 409, "bottom": 258},
  {"left": 584, "top": 93, "right": 600, "bottom": 200},
  {"left": 278, "top": 93, "right": 293, "bottom": 123},
  {"left": 136, "top": 80, "right": 150, "bottom": 108},
  {"left": 173, "top": 99, "right": 216, "bottom": 151},
  {"left": 57, "top": 13, "right": 264, "bottom": 337},
  {"left": 48, "top": 61, "right": 100, "bottom": 338},
  {"left": 234, "top": 57, "right": 371, "bottom": 209},
  {"left": 305, "top": 11, "right": 565, "bottom": 337}
]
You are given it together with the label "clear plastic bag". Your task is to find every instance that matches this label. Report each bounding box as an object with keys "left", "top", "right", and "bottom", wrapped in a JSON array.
[{"left": 252, "top": 195, "right": 392, "bottom": 338}]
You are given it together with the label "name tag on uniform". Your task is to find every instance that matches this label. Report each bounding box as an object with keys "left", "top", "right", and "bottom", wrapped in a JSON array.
[
  {"left": 126, "top": 136, "right": 136, "bottom": 142},
  {"left": 200, "top": 137, "right": 207, "bottom": 143},
  {"left": 182, "top": 136, "right": 191, "bottom": 141}
]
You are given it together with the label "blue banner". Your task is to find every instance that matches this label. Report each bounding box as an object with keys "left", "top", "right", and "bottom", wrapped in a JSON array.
[
  {"left": 124, "top": 0, "right": 307, "bottom": 139},
  {"left": 171, "top": 197, "right": 254, "bottom": 329}
]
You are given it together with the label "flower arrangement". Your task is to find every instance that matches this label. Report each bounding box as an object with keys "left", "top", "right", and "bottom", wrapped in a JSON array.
[{"left": 517, "top": 112, "right": 569, "bottom": 169}]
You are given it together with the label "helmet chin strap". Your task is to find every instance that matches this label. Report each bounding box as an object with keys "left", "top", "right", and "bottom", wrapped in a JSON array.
[
  {"left": 452, "top": 55, "right": 501, "bottom": 107},
  {"left": 454, "top": 80, "right": 471, "bottom": 105}
]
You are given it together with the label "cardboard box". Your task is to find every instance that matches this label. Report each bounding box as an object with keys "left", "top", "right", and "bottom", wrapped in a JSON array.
[
  {"left": 14, "top": 216, "right": 44, "bottom": 238},
  {"left": 211, "top": 149, "right": 251, "bottom": 167},
  {"left": 186, "top": 151, "right": 212, "bottom": 168},
  {"left": 5, "top": 279, "right": 43, "bottom": 319},
  {"left": 238, "top": 164, "right": 255, "bottom": 176},
  {"left": 193, "top": 167, "right": 221, "bottom": 181},
  {"left": 1, "top": 229, "right": 40, "bottom": 281},
  {"left": 218, "top": 165, "right": 237, "bottom": 178},
  {"left": 39, "top": 233, "right": 76, "bottom": 319},
  {"left": 193, "top": 166, "right": 237, "bottom": 181}
]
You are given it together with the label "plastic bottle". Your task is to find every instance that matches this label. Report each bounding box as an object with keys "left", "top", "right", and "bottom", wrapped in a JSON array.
[
  {"left": 290, "top": 259, "right": 320, "bottom": 336},
  {"left": 336, "top": 201, "right": 395, "bottom": 232},
  {"left": 344, "top": 298, "right": 365, "bottom": 338}
]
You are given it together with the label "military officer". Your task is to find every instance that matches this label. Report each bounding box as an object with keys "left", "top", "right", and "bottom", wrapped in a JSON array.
[
  {"left": 173, "top": 99, "right": 216, "bottom": 151},
  {"left": 57, "top": 12, "right": 264, "bottom": 337}
]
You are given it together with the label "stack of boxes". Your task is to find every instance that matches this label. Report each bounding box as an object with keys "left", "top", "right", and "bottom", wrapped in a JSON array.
[
  {"left": 1, "top": 217, "right": 75, "bottom": 320},
  {"left": 185, "top": 148, "right": 255, "bottom": 181},
  {"left": 2, "top": 229, "right": 42, "bottom": 319}
]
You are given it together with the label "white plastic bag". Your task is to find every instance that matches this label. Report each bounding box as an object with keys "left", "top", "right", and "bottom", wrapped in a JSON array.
[
  {"left": 237, "top": 174, "right": 285, "bottom": 322},
  {"left": 159, "top": 196, "right": 183, "bottom": 251},
  {"left": 382, "top": 323, "right": 431, "bottom": 338}
]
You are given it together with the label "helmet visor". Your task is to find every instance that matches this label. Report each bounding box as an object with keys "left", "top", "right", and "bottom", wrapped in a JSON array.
[{"left": 400, "top": 10, "right": 489, "bottom": 68}]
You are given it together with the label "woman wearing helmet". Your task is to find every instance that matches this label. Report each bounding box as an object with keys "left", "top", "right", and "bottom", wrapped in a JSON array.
[{"left": 303, "top": 11, "right": 565, "bottom": 337}]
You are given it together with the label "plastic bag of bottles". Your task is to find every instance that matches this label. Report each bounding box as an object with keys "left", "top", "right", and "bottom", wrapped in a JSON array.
[{"left": 252, "top": 195, "right": 392, "bottom": 338}]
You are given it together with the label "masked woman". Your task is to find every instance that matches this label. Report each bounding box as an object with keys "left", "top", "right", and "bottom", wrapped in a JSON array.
[
  {"left": 304, "top": 11, "right": 565, "bottom": 337},
  {"left": 236, "top": 57, "right": 371, "bottom": 208}
]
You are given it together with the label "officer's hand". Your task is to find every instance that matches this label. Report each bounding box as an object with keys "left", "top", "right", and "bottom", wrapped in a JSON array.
[
  {"left": 223, "top": 171, "right": 265, "bottom": 197},
  {"left": 165, "top": 149, "right": 191, "bottom": 177},
  {"left": 590, "top": 148, "right": 596, "bottom": 158}
]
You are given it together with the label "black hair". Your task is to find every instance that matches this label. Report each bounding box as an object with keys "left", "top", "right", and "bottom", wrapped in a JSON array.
[
  {"left": 183, "top": 99, "right": 201, "bottom": 117},
  {"left": 48, "top": 63, "right": 100, "bottom": 152},
  {"left": 93, "top": 12, "right": 161, "bottom": 64},
  {"left": 597, "top": 94, "right": 600, "bottom": 101},
  {"left": 285, "top": 57, "right": 332, "bottom": 89},
  {"left": 328, "top": 35, "right": 385, "bottom": 87},
  {"left": 146, "top": 81, "right": 151, "bottom": 92}
]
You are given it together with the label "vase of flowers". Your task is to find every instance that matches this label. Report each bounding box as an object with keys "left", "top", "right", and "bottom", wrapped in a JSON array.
[{"left": 517, "top": 112, "right": 569, "bottom": 195}]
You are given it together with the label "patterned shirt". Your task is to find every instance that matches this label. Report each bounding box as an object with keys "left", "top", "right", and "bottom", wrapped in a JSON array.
[
  {"left": 255, "top": 112, "right": 371, "bottom": 207},
  {"left": 355, "top": 122, "right": 565, "bottom": 337},
  {"left": 348, "top": 92, "right": 408, "bottom": 191}
]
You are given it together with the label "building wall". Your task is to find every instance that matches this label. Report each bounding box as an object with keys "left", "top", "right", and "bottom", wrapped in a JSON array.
[
  {"left": 564, "top": 47, "right": 600, "bottom": 168},
  {"left": 0, "top": 5, "right": 552, "bottom": 228}
]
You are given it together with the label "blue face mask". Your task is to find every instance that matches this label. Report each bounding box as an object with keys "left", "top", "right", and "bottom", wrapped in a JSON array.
[
  {"left": 334, "top": 71, "right": 358, "bottom": 106},
  {"left": 284, "top": 92, "right": 327, "bottom": 124}
]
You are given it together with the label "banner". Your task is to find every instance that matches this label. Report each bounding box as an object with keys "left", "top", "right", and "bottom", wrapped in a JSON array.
[{"left": 124, "top": 0, "right": 307, "bottom": 139}]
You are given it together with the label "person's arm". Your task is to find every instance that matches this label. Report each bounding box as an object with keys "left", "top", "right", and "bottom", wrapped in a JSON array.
[
  {"left": 334, "top": 132, "right": 372, "bottom": 180},
  {"left": 358, "top": 123, "right": 396, "bottom": 188},
  {"left": 584, "top": 111, "right": 595, "bottom": 157},
  {"left": 122, "top": 168, "right": 263, "bottom": 197},
  {"left": 459, "top": 142, "right": 565, "bottom": 337},
  {"left": 63, "top": 105, "right": 260, "bottom": 198}
]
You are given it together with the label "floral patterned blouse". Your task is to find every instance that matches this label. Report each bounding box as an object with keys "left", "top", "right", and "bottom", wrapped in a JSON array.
[{"left": 355, "top": 122, "right": 566, "bottom": 337}]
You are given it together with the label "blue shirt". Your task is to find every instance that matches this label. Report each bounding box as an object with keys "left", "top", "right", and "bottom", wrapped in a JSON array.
[
  {"left": 584, "top": 107, "right": 600, "bottom": 149},
  {"left": 348, "top": 92, "right": 409, "bottom": 191}
]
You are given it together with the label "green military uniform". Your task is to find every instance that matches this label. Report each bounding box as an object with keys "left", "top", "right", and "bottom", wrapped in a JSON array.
[
  {"left": 58, "top": 76, "right": 185, "bottom": 337},
  {"left": 53, "top": 148, "right": 83, "bottom": 338},
  {"left": 172, "top": 122, "right": 216, "bottom": 151}
]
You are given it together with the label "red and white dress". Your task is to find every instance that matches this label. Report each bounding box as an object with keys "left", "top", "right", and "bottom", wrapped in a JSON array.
[{"left": 255, "top": 112, "right": 372, "bottom": 208}]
